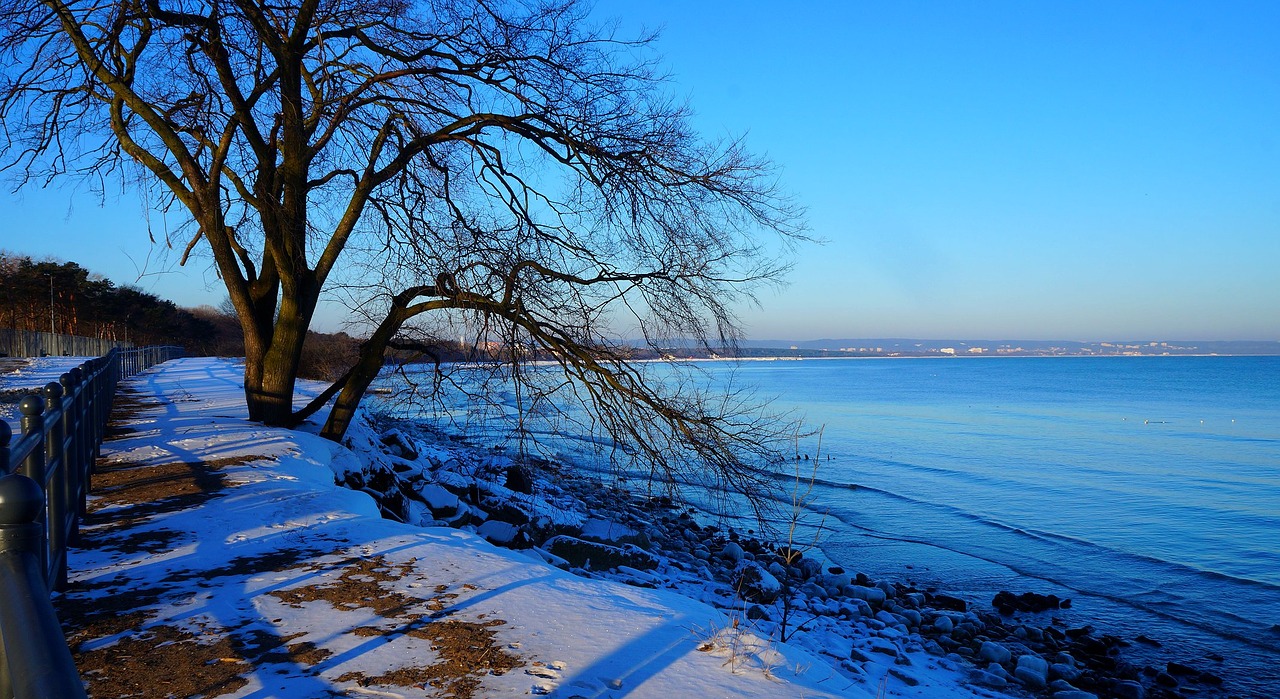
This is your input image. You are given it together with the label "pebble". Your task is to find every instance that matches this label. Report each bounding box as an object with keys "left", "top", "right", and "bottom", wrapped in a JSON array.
[{"left": 933, "top": 616, "right": 954, "bottom": 633}]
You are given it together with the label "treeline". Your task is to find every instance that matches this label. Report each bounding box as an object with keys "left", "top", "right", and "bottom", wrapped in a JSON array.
[
  {"left": 0, "top": 252, "right": 216, "bottom": 347},
  {"left": 0, "top": 252, "right": 366, "bottom": 381}
]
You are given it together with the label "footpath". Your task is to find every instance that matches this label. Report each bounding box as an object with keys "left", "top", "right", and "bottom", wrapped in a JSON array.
[{"left": 52, "top": 358, "right": 862, "bottom": 698}]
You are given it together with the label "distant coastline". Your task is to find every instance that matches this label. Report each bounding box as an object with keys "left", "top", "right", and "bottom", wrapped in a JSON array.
[{"left": 651, "top": 338, "right": 1280, "bottom": 360}]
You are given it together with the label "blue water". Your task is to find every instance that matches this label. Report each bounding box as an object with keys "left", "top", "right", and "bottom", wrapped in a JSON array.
[
  {"left": 709, "top": 356, "right": 1280, "bottom": 696},
  {"left": 378, "top": 355, "right": 1280, "bottom": 696}
]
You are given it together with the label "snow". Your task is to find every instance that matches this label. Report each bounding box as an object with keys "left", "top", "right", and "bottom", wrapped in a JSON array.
[
  {"left": 7, "top": 356, "right": 1021, "bottom": 698},
  {"left": 1, "top": 355, "right": 96, "bottom": 427}
]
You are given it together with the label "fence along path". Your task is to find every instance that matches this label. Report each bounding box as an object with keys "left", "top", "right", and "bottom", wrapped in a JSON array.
[
  {"left": 0, "top": 346, "right": 182, "bottom": 699},
  {"left": 0, "top": 329, "right": 131, "bottom": 359}
]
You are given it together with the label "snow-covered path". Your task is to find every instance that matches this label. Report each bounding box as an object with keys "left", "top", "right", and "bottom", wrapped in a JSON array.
[{"left": 54, "top": 358, "right": 868, "bottom": 698}]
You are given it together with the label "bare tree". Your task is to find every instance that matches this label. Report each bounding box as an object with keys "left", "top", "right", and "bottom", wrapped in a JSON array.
[{"left": 1, "top": 1, "right": 804, "bottom": 498}]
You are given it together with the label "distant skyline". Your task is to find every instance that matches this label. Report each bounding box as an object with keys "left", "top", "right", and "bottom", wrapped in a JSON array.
[{"left": 3, "top": 1, "right": 1278, "bottom": 341}]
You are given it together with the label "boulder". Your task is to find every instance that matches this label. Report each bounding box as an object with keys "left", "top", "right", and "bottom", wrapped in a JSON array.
[
  {"left": 1015, "top": 666, "right": 1047, "bottom": 688},
  {"left": 933, "top": 616, "right": 955, "bottom": 633},
  {"left": 417, "top": 483, "right": 460, "bottom": 515},
  {"left": 979, "top": 641, "right": 1012, "bottom": 664},
  {"left": 847, "top": 585, "right": 887, "bottom": 605},
  {"left": 477, "top": 520, "right": 522, "bottom": 545},
  {"left": 971, "top": 671, "right": 1008, "bottom": 688},
  {"left": 720, "top": 541, "right": 745, "bottom": 563},
  {"left": 734, "top": 561, "right": 782, "bottom": 604},
  {"left": 543, "top": 535, "right": 658, "bottom": 571}
]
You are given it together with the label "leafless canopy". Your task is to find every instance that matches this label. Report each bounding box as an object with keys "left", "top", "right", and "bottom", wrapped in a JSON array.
[{"left": 1, "top": 0, "right": 806, "bottom": 503}]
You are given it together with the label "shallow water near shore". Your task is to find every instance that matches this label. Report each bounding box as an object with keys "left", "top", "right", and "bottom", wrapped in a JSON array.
[{"left": 376, "top": 355, "right": 1280, "bottom": 697}]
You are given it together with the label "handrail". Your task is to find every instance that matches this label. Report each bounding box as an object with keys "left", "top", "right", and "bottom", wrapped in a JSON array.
[{"left": 0, "top": 345, "right": 183, "bottom": 699}]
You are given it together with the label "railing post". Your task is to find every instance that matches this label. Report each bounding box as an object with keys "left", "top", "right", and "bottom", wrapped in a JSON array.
[
  {"left": 0, "top": 423, "right": 10, "bottom": 698},
  {"left": 17, "top": 395, "right": 49, "bottom": 587},
  {"left": 65, "top": 367, "right": 90, "bottom": 528},
  {"left": 0, "top": 473, "right": 89, "bottom": 699},
  {"left": 43, "top": 381, "right": 68, "bottom": 591}
]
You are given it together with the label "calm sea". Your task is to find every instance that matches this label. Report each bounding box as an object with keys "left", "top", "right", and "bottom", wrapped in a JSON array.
[
  {"left": 708, "top": 356, "right": 1280, "bottom": 697},
  {"left": 379, "top": 355, "right": 1280, "bottom": 696}
]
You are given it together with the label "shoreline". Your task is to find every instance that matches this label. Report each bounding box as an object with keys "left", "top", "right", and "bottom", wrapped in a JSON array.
[{"left": 344, "top": 410, "right": 1243, "bottom": 699}]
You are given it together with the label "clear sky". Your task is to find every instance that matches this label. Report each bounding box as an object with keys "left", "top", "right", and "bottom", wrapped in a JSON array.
[{"left": 3, "top": 1, "right": 1277, "bottom": 341}]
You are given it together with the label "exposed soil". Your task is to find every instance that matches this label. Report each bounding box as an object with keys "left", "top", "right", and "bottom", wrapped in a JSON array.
[
  {"left": 270, "top": 555, "right": 427, "bottom": 619},
  {"left": 337, "top": 619, "right": 520, "bottom": 698},
  {"left": 75, "top": 625, "right": 250, "bottom": 699},
  {"left": 274, "top": 555, "right": 522, "bottom": 698}
]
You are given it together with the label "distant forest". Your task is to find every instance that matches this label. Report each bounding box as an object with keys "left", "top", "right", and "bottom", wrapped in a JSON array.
[
  {"left": 0, "top": 251, "right": 218, "bottom": 347},
  {"left": 0, "top": 252, "right": 363, "bottom": 379}
]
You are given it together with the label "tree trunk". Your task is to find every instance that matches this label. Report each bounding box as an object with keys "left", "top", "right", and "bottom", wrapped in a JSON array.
[
  {"left": 244, "top": 293, "right": 313, "bottom": 426},
  {"left": 319, "top": 346, "right": 388, "bottom": 441}
]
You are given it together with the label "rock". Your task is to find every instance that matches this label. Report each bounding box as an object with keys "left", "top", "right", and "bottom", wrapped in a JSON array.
[
  {"left": 1154, "top": 671, "right": 1178, "bottom": 687},
  {"left": 417, "top": 483, "right": 460, "bottom": 515},
  {"left": 821, "top": 571, "right": 851, "bottom": 589},
  {"left": 837, "top": 602, "right": 862, "bottom": 620},
  {"left": 797, "top": 557, "right": 823, "bottom": 579},
  {"left": 477, "top": 520, "right": 521, "bottom": 545},
  {"left": 1050, "top": 662, "right": 1081, "bottom": 681},
  {"left": 927, "top": 592, "right": 968, "bottom": 612},
  {"left": 874, "top": 610, "right": 899, "bottom": 626},
  {"left": 887, "top": 667, "right": 919, "bottom": 687},
  {"left": 1111, "top": 679, "right": 1145, "bottom": 699},
  {"left": 933, "top": 616, "right": 954, "bottom": 633},
  {"left": 1014, "top": 666, "right": 1047, "bottom": 688},
  {"left": 1052, "top": 692, "right": 1098, "bottom": 699},
  {"left": 847, "top": 585, "right": 887, "bottom": 605},
  {"left": 504, "top": 463, "right": 535, "bottom": 489},
  {"left": 971, "top": 670, "right": 1007, "bottom": 688},
  {"left": 866, "top": 638, "right": 899, "bottom": 658},
  {"left": 767, "top": 561, "right": 788, "bottom": 580},
  {"left": 579, "top": 518, "right": 643, "bottom": 545},
  {"left": 799, "top": 581, "right": 827, "bottom": 599},
  {"left": 543, "top": 535, "right": 658, "bottom": 571},
  {"left": 746, "top": 604, "right": 771, "bottom": 621},
  {"left": 900, "top": 609, "right": 922, "bottom": 627},
  {"left": 979, "top": 641, "right": 1012, "bottom": 664},
  {"left": 1018, "top": 654, "right": 1048, "bottom": 675},
  {"left": 1166, "top": 661, "right": 1197, "bottom": 676},
  {"left": 849, "top": 647, "right": 872, "bottom": 663},
  {"left": 379, "top": 429, "right": 418, "bottom": 459},
  {"left": 720, "top": 541, "right": 745, "bottom": 563},
  {"left": 734, "top": 561, "right": 782, "bottom": 604},
  {"left": 875, "top": 580, "right": 895, "bottom": 598},
  {"left": 1199, "top": 671, "right": 1223, "bottom": 685},
  {"left": 993, "top": 590, "right": 1066, "bottom": 615}
]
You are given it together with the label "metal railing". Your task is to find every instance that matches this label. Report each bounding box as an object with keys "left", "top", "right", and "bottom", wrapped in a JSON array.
[{"left": 0, "top": 346, "right": 183, "bottom": 699}]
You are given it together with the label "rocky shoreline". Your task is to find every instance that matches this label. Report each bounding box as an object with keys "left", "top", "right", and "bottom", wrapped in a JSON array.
[{"left": 334, "top": 414, "right": 1244, "bottom": 699}]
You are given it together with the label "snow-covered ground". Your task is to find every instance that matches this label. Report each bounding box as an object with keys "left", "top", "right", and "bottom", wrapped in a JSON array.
[
  {"left": 2, "top": 357, "right": 1033, "bottom": 697},
  {"left": 0, "top": 355, "right": 95, "bottom": 426}
]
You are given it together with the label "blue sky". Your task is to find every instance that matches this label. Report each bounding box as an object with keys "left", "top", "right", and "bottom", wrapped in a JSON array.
[{"left": 3, "top": 1, "right": 1277, "bottom": 341}]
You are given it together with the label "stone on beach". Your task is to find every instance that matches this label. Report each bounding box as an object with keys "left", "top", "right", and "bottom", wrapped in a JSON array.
[{"left": 979, "top": 640, "right": 1012, "bottom": 664}]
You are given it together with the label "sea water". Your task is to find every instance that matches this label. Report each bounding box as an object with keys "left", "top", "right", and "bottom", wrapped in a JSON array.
[
  {"left": 377, "top": 355, "right": 1280, "bottom": 696},
  {"left": 706, "top": 356, "right": 1280, "bottom": 696}
]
